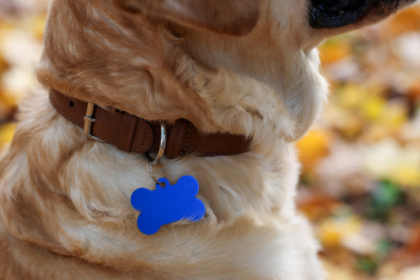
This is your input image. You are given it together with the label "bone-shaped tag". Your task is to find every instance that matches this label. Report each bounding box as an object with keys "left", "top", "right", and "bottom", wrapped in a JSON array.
[{"left": 131, "top": 176, "right": 206, "bottom": 235}]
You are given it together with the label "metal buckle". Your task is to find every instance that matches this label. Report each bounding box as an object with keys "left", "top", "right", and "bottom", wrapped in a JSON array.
[{"left": 84, "top": 102, "right": 104, "bottom": 143}]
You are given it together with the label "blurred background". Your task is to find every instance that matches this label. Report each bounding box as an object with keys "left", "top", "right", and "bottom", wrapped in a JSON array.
[{"left": 0, "top": 0, "right": 419, "bottom": 279}]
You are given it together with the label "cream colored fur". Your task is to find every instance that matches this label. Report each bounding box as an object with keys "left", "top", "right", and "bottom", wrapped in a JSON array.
[{"left": 0, "top": 0, "right": 416, "bottom": 279}]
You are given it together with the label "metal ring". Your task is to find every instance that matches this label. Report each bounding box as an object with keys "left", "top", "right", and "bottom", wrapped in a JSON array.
[
  {"left": 145, "top": 124, "right": 166, "bottom": 186},
  {"left": 145, "top": 124, "right": 166, "bottom": 166}
]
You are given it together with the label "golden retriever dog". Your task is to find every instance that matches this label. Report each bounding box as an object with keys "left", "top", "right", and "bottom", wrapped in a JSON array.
[{"left": 0, "top": 0, "right": 417, "bottom": 279}]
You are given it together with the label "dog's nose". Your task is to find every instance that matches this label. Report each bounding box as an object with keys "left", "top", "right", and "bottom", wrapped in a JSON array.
[
  {"left": 309, "top": 0, "right": 370, "bottom": 29},
  {"left": 309, "top": 0, "right": 416, "bottom": 29}
]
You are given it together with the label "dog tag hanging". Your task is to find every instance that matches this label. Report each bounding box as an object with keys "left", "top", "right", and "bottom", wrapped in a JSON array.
[
  {"left": 131, "top": 176, "right": 205, "bottom": 235},
  {"left": 131, "top": 124, "right": 206, "bottom": 235}
]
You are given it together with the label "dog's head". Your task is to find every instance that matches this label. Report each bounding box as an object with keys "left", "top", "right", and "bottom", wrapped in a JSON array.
[
  {"left": 38, "top": 0, "right": 418, "bottom": 149},
  {"left": 108, "top": 0, "right": 416, "bottom": 136}
]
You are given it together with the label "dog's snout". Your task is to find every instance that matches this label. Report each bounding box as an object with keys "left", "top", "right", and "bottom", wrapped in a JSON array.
[
  {"left": 309, "top": 0, "right": 417, "bottom": 29},
  {"left": 309, "top": 0, "right": 371, "bottom": 29}
]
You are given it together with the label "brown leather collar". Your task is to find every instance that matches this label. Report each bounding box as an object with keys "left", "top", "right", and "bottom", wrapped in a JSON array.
[{"left": 49, "top": 90, "right": 251, "bottom": 159}]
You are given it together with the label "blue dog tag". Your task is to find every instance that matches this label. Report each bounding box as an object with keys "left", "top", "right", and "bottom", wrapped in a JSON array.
[{"left": 131, "top": 176, "right": 206, "bottom": 235}]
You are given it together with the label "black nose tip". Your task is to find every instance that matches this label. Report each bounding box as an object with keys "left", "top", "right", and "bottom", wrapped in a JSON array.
[{"left": 309, "top": 0, "right": 372, "bottom": 29}]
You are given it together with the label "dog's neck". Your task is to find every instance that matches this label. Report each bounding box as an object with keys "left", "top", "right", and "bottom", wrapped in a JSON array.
[{"left": 0, "top": 90, "right": 301, "bottom": 269}]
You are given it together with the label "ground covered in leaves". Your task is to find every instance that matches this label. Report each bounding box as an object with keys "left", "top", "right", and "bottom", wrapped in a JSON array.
[{"left": 0, "top": 1, "right": 419, "bottom": 279}]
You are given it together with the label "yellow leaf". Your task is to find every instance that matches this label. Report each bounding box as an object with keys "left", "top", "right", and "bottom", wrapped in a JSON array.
[
  {"left": 317, "top": 216, "right": 363, "bottom": 248},
  {"left": 392, "top": 165, "right": 420, "bottom": 187},
  {"left": 0, "top": 90, "right": 19, "bottom": 108},
  {"left": 318, "top": 220, "right": 342, "bottom": 248},
  {"left": 0, "top": 123, "right": 16, "bottom": 146},
  {"left": 379, "top": 102, "right": 408, "bottom": 127},
  {"left": 361, "top": 96, "right": 386, "bottom": 121},
  {"left": 33, "top": 15, "right": 47, "bottom": 40},
  {"left": 319, "top": 37, "right": 352, "bottom": 64},
  {"left": 335, "top": 84, "right": 367, "bottom": 110},
  {"left": 296, "top": 129, "right": 333, "bottom": 171}
]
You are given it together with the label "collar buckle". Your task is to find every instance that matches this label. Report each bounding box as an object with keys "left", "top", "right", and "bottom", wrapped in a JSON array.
[{"left": 84, "top": 102, "right": 104, "bottom": 143}]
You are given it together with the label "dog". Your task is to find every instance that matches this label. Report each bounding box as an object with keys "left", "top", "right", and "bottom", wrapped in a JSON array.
[{"left": 0, "top": 0, "right": 417, "bottom": 279}]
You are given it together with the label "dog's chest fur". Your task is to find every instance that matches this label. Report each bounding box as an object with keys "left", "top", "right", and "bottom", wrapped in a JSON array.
[{"left": 0, "top": 86, "right": 325, "bottom": 279}]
